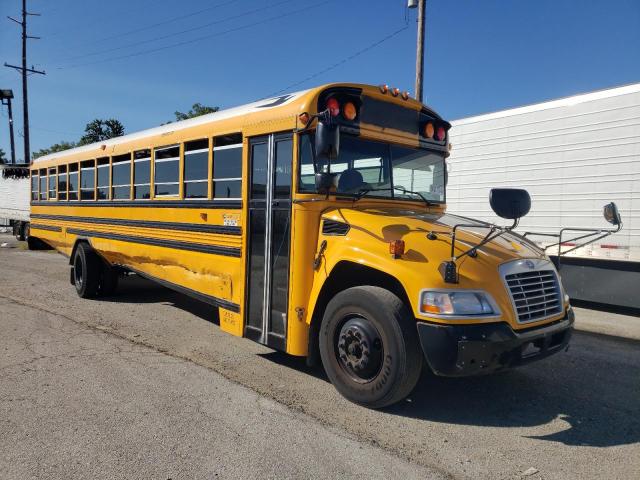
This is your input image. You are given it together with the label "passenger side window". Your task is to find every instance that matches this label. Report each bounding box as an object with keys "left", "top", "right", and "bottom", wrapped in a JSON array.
[
  {"left": 68, "top": 164, "right": 79, "bottom": 200},
  {"left": 134, "top": 149, "right": 151, "bottom": 199},
  {"left": 183, "top": 139, "right": 209, "bottom": 199},
  {"left": 31, "top": 172, "right": 38, "bottom": 201},
  {"left": 48, "top": 167, "right": 57, "bottom": 200},
  {"left": 154, "top": 145, "right": 179, "bottom": 197},
  {"left": 112, "top": 153, "right": 131, "bottom": 200},
  {"left": 80, "top": 160, "right": 95, "bottom": 200},
  {"left": 213, "top": 133, "right": 242, "bottom": 199},
  {"left": 97, "top": 157, "right": 110, "bottom": 200},
  {"left": 58, "top": 165, "right": 68, "bottom": 200},
  {"left": 39, "top": 169, "right": 47, "bottom": 200}
]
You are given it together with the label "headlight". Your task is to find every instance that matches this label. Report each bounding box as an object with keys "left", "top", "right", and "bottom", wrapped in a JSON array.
[{"left": 420, "top": 290, "right": 498, "bottom": 317}]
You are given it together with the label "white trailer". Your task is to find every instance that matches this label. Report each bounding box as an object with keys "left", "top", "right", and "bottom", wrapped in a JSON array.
[
  {"left": 0, "top": 164, "right": 31, "bottom": 239},
  {"left": 446, "top": 83, "right": 640, "bottom": 309}
]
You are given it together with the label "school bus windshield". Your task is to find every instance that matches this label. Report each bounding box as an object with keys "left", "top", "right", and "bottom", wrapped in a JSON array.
[{"left": 298, "top": 133, "right": 446, "bottom": 202}]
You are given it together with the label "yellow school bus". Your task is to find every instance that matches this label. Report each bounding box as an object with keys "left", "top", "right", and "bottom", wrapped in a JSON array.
[{"left": 29, "top": 83, "right": 575, "bottom": 408}]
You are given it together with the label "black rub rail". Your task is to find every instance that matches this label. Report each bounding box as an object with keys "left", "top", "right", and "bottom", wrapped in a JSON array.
[
  {"left": 31, "top": 214, "right": 241, "bottom": 236},
  {"left": 67, "top": 228, "right": 242, "bottom": 258}
]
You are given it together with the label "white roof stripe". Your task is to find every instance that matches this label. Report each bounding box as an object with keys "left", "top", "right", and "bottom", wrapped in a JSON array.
[
  {"left": 33, "top": 89, "right": 309, "bottom": 164},
  {"left": 451, "top": 82, "right": 640, "bottom": 126}
]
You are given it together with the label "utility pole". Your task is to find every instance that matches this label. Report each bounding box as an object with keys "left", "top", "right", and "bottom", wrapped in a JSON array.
[
  {"left": 408, "top": 0, "right": 426, "bottom": 103},
  {"left": 4, "top": 0, "right": 45, "bottom": 164}
]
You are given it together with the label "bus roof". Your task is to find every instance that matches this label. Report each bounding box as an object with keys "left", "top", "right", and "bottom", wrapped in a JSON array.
[
  {"left": 31, "top": 82, "right": 435, "bottom": 166},
  {"left": 32, "top": 87, "right": 312, "bottom": 165}
]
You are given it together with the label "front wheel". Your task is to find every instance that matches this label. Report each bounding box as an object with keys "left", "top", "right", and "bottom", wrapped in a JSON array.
[{"left": 319, "top": 286, "right": 423, "bottom": 409}]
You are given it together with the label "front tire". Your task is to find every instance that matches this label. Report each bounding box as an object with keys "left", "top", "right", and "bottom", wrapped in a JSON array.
[
  {"left": 319, "top": 286, "right": 423, "bottom": 409},
  {"left": 73, "top": 242, "right": 100, "bottom": 298}
]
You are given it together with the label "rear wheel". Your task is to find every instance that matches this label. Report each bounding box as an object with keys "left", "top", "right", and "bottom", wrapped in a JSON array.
[
  {"left": 73, "top": 242, "right": 100, "bottom": 298},
  {"left": 319, "top": 286, "right": 423, "bottom": 409}
]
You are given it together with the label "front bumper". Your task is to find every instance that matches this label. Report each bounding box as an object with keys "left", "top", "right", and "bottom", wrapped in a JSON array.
[{"left": 416, "top": 308, "right": 574, "bottom": 377}]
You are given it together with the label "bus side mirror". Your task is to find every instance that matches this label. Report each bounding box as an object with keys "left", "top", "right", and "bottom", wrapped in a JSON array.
[
  {"left": 603, "top": 202, "right": 622, "bottom": 225},
  {"left": 315, "top": 121, "right": 340, "bottom": 160},
  {"left": 489, "top": 188, "right": 531, "bottom": 220}
]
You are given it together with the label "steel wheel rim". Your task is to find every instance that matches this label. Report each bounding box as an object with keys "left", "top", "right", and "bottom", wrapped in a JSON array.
[{"left": 335, "top": 314, "right": 384, "bottom": 384}]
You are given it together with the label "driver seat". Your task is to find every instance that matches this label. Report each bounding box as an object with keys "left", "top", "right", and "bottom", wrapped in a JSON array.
[{"left": 337, "top": 168, "right": 364, "bottom": 193}]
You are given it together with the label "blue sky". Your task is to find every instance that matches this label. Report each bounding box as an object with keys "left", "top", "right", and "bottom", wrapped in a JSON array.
[{"left": 0, "top": 0, "right": 639, "bottom": 160}]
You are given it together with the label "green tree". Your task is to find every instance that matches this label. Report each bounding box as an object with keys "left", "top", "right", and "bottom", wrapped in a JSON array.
[
  {"left": 32, "top": 141, "right": 77, "bottom": 160},
  {"left": 78, "top": 118, "right": 125, "bottom": 145},
  {"left": 174, "top": 103, "right": 219, "bottom": 121},
  {"left": 0, "top": 147, "right": 6, "bottom": 164}
]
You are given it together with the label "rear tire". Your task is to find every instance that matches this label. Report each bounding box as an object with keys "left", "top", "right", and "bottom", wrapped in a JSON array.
[
  {"left": 319, "top": 286, "right": 423, "bottom": 409},
  {"left": 73, "top": 242, "right": 100, "bottom": 298}
]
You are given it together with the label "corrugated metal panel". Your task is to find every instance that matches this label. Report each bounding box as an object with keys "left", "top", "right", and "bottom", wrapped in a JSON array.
[
  {"left": 0, "top": 166, "right": 30, "bottom": 222},
  {"left": 447, "top": 84, "right": 640, "bottom": 262}
]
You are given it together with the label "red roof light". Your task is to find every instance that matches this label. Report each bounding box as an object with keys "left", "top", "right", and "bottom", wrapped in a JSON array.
[{"left": 326, "top": 98, "right": 340, "bottom": 117}]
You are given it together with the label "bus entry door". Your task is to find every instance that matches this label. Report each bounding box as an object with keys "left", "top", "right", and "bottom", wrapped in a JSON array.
[{"left": 246, "top": 134, "right": 293, "bottom": 350}]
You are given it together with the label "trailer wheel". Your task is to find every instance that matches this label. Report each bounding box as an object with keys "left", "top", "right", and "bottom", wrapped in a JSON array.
[
  {"left": 319, "top": 286, "right": 423, "bottom": 409},
  {"left": 73, "top": 242, "right": 100, "bottom": 298},
  {"left": 15, "top": 222, "right": 27, "bottom": 241}
]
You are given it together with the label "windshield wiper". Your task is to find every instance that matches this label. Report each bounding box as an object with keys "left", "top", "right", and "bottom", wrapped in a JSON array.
[{"left": 354, "top": 186, "right": 437, "bottom": 207}]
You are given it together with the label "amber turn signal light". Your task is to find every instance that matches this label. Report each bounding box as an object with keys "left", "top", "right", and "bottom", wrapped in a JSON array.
[
  {"left": 401, "top": 91, "right": 410, "bottom": 100},
  {"left": 379, "top": 84, "right": 389, "bottom": 94},
  {"left": 391, "top": 87, "right": 400, "bottom": 97},
  {"left": 389, "top": 239, "right": 405, "bottom": 258},
  {"left": 424, "top": 122, "right": 435, "bottom": 139},
  {"left": 343, "top": 102, "right": 357, "bottom": 121}
]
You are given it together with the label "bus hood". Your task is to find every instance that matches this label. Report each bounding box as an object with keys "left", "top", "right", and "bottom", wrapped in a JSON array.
[
  {"left": 320, "top": 205, "right": 565, "bottom": 327},
  {"left": 325, "top": 206, "right": 545, "bottom": 264}
]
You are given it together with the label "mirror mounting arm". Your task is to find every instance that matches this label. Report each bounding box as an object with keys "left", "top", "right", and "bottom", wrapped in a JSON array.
[
  {"left": 554, "top": 223, "right": 622, "bottom": 257},
  {"left": 440, "top": 218, "right": 518, "bottom": 284}
]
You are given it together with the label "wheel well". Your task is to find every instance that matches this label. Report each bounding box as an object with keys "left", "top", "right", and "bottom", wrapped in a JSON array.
[
  {"left": 306, "top": 260, "right": 412, "bottom": 367},
  {"left": 69, "top": 238, "right": 91, "bottom": 265}
]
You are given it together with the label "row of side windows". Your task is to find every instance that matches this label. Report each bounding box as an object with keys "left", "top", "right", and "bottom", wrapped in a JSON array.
[{"left": 30, "top": 134, "right": 242, "bottom": 201}]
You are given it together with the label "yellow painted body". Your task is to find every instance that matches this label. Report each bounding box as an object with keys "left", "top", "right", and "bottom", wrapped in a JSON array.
[{"left": 29, "top": 83, "right": 567, "bottom": 358}]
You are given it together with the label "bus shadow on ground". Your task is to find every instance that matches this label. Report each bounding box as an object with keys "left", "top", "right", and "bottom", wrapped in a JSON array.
[
  {"left": 100, "top": 274, "right": 219, "bottom": 325},
  {"left": 101, "top": 276, "right": 639, "bottom": 449},
  {"left": 386, "top": 332, "right": 640, "bottom": 448},
  {"left": 256, "top": 334, "right": 640, "bottom": 449}
]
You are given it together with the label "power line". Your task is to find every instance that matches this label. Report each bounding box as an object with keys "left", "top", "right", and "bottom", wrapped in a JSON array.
[
  {"left": 267, "top": 24, "right": 410, "bottom": 97},
  {"left": 56, "top": 0, "right": 295, "bottom": 64},
  {"left": 83, "top": 0, "right": 241, "bottom": 46},
  {"left": 44, "top": 0, "right": 160, "bottom": 38},
  {"left": 57, "top": 0, "right": 333, "bottom": 70}
]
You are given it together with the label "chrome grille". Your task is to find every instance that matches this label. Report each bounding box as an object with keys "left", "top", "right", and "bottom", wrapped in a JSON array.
[{"left": 505, "top": 269, "right": 562, "bottom": 323}]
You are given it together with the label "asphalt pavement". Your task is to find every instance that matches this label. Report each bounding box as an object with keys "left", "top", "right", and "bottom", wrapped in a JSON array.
[{"left": 1, "top": 234, "right": 639, "bottom": 479}]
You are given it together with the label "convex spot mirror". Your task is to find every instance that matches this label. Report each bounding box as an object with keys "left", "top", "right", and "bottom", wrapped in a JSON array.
[
  {"left": 315, "top": 121, "right": 340, "bottom": 161},
  {"left": 489, "top": 188, "right": 531, "bottom": 220},
  {"left": 603, "top": 202, "right": 622, "bottom": 225}
]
